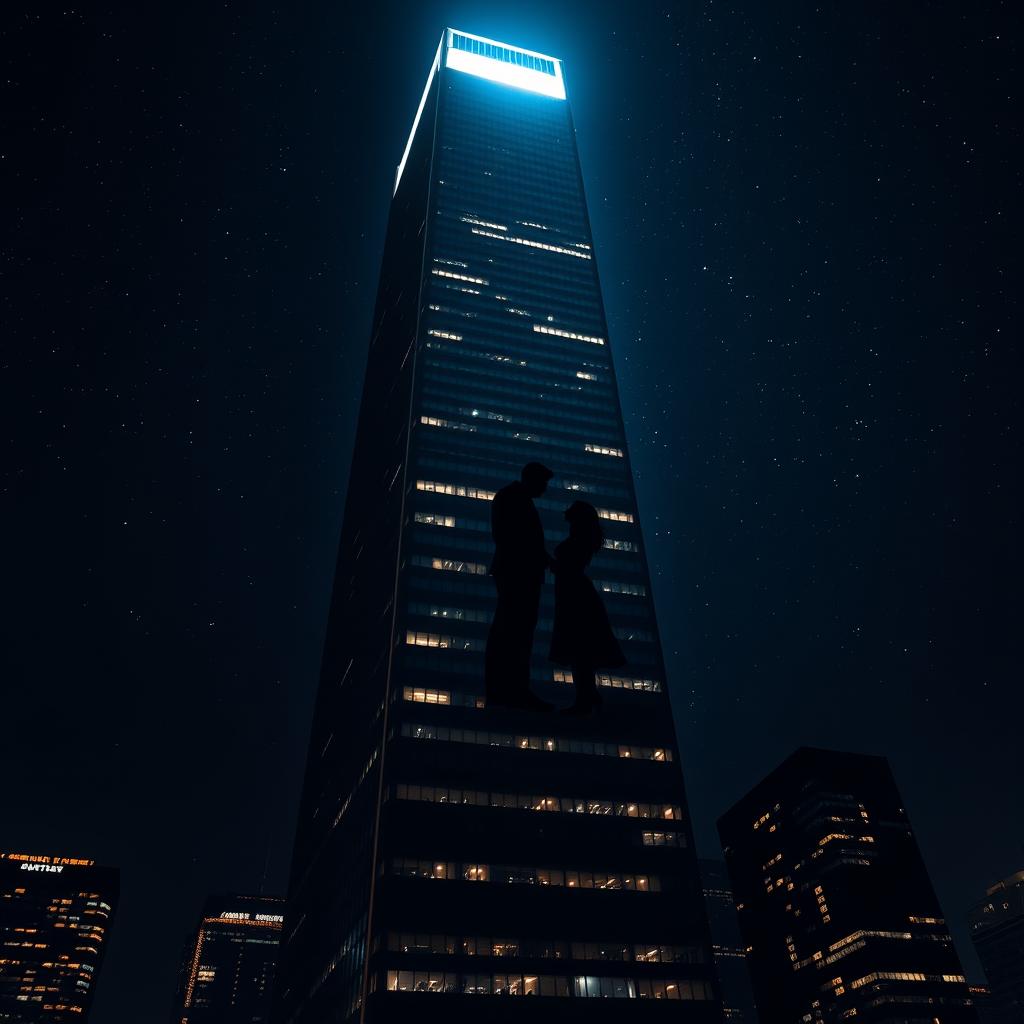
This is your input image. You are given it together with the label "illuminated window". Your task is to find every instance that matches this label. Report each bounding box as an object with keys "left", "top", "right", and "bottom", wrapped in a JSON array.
[
  {"left": 602, "top": 538, "right": 636, "bottom": 551},
  {"left": 459, "top": 214, "right": 507, "bottom": 231},
  {"left": 431, "top": 267, "right": 488, "bottom": 285},
  {"left": 595, "top": 580, "right": 646, "bottom": 597},
  {"left": 584, "top": 443, "right": 624, "bottom": 458},
  {"left": 413, "top": 512, "right": 456, "bottom": 528},
  {"left": 533, "top": 324, "right": 605, "bottom": 345},
  {"left": 642, "top": 832, "right": 685, "bottom": 848},
  {"left": 392, "top": 858, "right": 659, "bottom": 893},
  {"left": 415, "top": 479, "right": 496, "bottom": 501},
  {"left": 420, "top": 415, "right": 477, "bottom": 432},
  {"left": 469, "top": 227, "right": 592, "bottom": 259},
  {"left": 411, "top": 555, "right": 489, "bottom": 575},
  {"left": 402, "top": 721, "right": 672, "bottom": 762},
  {"left": 553, "top": 670, "right": 661, "bottom": 693},
  {"left": 394, "top": 782, "right": 681, "bottom": 824},
  {"left": 404, "top": 631, "right": 481, "bottom": 652}
]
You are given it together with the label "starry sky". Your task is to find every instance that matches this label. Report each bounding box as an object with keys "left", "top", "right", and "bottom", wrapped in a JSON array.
[{"left": 5, "top": 3, "right": 1020, "bottom": 1019}]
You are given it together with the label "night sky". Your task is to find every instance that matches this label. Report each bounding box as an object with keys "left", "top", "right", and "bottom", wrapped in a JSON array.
[{"left": 5, "top": 3, "right": 1020, "bottom": 1019}]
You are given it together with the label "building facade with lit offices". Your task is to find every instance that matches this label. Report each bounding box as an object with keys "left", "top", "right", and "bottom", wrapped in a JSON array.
[
  {"left": 0, "top": 851, "right": 118, "bottom": 1022},
  {"left": 273, "top": 29, "right": 719, "bottom": 1022},
  {"left": 173, "top": 894, "right": 283, "bottom": 1023},
  {"left": 718, "top": 748, "right": 978, "bottom": 1023}
]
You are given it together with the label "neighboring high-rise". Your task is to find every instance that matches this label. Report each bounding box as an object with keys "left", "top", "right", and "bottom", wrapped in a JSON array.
[
  {"left": 968, "top": 868, "right": 1024, "bottom": 1024},
  {"left": 0, "top": 851, "right": 118, "bottom": 1022},
  {"left": 718, "top": 748, "right": 978, "bottom": 1023},
  {"left": 699, "top": 859, "right": 759, "bottom": 1022},
  {"left": 173, "top": 894, "right": 283, "bottom": 1023},
  {"left": 274, "top": 27, "right": 719, "bottom": 1023}
]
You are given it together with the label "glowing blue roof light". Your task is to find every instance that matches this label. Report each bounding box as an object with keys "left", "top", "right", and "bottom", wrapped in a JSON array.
[
  {"left": 395, "top": 30, "right": 566, "bottom": 194},
  {"left": 444, "top": 28, "right": 565, "bottom": 101}
]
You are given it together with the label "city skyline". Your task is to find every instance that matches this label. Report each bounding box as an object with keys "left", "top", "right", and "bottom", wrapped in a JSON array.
[{"left": 5, "top": 4, "right": 1019, "bottom": 1020}]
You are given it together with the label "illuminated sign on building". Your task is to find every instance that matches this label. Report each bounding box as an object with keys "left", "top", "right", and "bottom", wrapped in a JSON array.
[
  {"left": 1, "top": 851, "right": 95, "bottom": 867},
  {"left": 219, "top": 910, "right": 285, "bottom": 923}
]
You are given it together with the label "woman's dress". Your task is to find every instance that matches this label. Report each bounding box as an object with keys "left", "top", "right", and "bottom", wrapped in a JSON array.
[{"left": 548, "top": 535, "right": 626, "bottom": 669}]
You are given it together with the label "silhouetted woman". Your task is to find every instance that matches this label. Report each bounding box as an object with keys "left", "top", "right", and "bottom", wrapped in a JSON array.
[{"left": 549, "top": 500, "right": 625, "bottom": 714}]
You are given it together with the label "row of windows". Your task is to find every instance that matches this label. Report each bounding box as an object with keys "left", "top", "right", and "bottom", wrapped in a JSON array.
[
  {"left": 418, "top": 413, "right": 625, "bottom": 462},
  {"left": 391, "top": 859, "right": 661, "bottom": 892},
  {"left": 405, "top": 630, "right": 482, "bottom": 652},
  {"left": 469, "top": 226, "right": 592, "bottom": 260},
  {"left": 415, "top": 454, "right": 634, "bottom": 501},
  {"left": 393, "top": 782, "right": 682, "bottom": 822},
  {"left": 422, "top": 359, "right": 601, "bottom": 419},
  {"left": 386, "top": 933, "right": 703, "bottom": 964},
  {"left": 403, "top": 565, "right": 643, "bottom": 602},
  {"left": 401, "top": 686, "right": 482, "bottom": 707},
  {"left": 552, "top": 669, "right": 661, "bottom": 692},
  {"left": 421, "top": 347, "right": 617, "bottom": 416},
  {"left": 421, "top": 327, "right": 611, "bottom": 384},
  {"left": 410, "top": 533, "right": 641, "bottom": 577},
  {"left": 419, "top": 394, "right": 622, "bottom": 451},
  {"left": 403, "top": 602, "right": 651, "bottom": 643},
  {"left": 402, "top": 572, "right": 642, "bottom": 618},
  {"left": 413, "top": 478, "right": 635, "bottom": 523},
  {"left": 849, "top": 970, "right": 965, "bottom": 991},
  {"left": 533, "top": 323, "right": 604, "bottom": 346},
  {"left": 426, "top": 255, "right": 599, "bottom": 315},
  {"left": 435, "top": 176, "right": 587, "bottom": 231},
  {"left": 400, "top": 722, "right": 673, "bottom": 762},
  {"left": 407, "top": 602, "right": 490, "bottom": 624},
  {"left": 384, "top": 970, "right": 712, "bottom": 1000},
  {"left": 410, "top": 510, "right": 637, "bottom": 552},
  {"left": 415, "top": 428, "right": 637, "bottom": 481},
  {"left": 442, "top": 207, "right": 588, "bottom": 247},
  {"left": 449, "top": 33, "right": 557, "bottom": 77},
  {"left": 643, "top": 832, "right": 685, "bottom": 847},
  {"left": 409, "top": 555, "right": 488, "bottom": 575},
  {"left": 400, "top": 673, "right": 661, "bottom": 704}
]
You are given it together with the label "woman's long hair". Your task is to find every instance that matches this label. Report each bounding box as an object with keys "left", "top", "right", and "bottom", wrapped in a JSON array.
[{"left": 565, "top": 500, "right": 603, "bottom": 555}]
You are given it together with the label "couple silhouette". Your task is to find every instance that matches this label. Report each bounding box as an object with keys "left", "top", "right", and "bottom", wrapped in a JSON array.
[{"left": 484, "top": 462, "right": 625, "bottom": 715}]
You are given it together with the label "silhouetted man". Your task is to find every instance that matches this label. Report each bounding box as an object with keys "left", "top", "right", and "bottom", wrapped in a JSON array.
[{"left": 485, "top": 462, "right": 554, "bottom": 711}]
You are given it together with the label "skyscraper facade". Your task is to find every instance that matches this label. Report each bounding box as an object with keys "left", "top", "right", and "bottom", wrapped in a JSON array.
[
  {"left": 718, "top": 747, "right": 978, "bottom": 1023},
  {"left": 968, "top": 868, "right": 1024, "bottom": 1024},
  {"left": 173, "top": 894, "right": 284, "bottom": 1024},
  {"left": 274, "top": 29, "right": 718, "bottom": 1022},
  {"left": 0, "top": 851, "right": 118, "bottom": 1022},
  {"left": 699, "top": 858, "right": 759, "bottom": 1023}
]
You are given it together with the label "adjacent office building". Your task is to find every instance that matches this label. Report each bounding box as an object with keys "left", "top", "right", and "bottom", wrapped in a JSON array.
[
  {"left": 273, "top": 27, "right": 719, "bottom": 1023},
  {"left": 968, "top": 868, "right": 1024, "bottom": 1023},
  {"left": 700, "top": 859, "right": 759, "bottom": 1022},
  {"left": 0, "top": 851, "right": 118, "bottom": 1022},
  {"left": 174, "top": 894, "right": 283, "bottom": 1023},
  {"left": 718, "top": 748, "right": 978, "bottom": 1023}
]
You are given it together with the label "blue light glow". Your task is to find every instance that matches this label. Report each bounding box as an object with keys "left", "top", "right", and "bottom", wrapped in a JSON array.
[
  {"left": 394, "top": 37, "right": 443, "bottom": 195},
  {"left": 444, "top": 28, "right": 565, "bottom": 100}
]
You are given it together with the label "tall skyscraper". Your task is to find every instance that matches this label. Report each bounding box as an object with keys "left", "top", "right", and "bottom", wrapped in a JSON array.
[
  {"left": 699, "top": 859, "right": 759, "bottom": 1022},
  {"left": 718, "top": 747, "right": 978, "bottom": 1023},
  {"left": 968, "top": 868, "right": 1024, "bottom": 1024},
  {"left": 274, "top": 28, "right": 719, "bottom": 1022},
  {"left": 0, "top": 851, "right": 118, "bottom": 1022},
  {"left": 173, "top": 894, "right": 284, "bottom": 1023}
]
